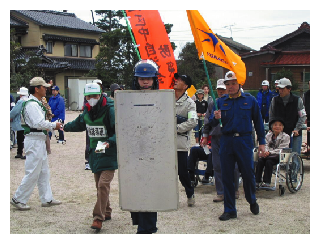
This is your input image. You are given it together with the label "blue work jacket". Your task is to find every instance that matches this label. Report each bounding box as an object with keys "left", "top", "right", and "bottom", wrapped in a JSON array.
[
  {"left": 49, "top": 93, "right": 65, "bottom": 122},
  {"left": 209, "top": 92, "right": 266, "bottom": 145},
  {"left": 256, "top": 89, "right": 272, "bottom": 117}
]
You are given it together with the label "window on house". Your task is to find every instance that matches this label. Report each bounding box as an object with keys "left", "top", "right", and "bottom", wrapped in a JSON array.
[
  {"left": 64, "top": 43, "right": 78, "bottom": 57},
  {"left": 46, "top": 41, "right": 53, "bottom": 54},
  {"left": 80, "top": 45, "right": 92, "bottom": 58}
]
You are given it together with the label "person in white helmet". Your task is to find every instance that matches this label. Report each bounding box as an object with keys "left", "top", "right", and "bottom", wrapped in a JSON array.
[
  {"left": 208, "top": 71, "right": 265, "bottom": 221},
  {"left": 256, "top": 80, "right": 272, "bottom": 123},
  {"left": 10, "top": 87, "right": 29, "bottom": 159},
  {"left": 271, "top": 80, "right": 280, "bottom": 99},
  {"left": 201, "top": 79, "right": 240, "bottom": 202}
]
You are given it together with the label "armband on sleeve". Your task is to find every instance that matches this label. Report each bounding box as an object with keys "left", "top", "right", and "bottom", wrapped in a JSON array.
[
  {"left": 298, "top": 109, "right": 306, "bottom": 117},
  {"left": 188, "top": 110, "right": 197, "bottom": 119}
]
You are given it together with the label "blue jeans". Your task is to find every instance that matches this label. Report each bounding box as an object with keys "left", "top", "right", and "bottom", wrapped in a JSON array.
[
  {"left": 291, "top": 134, "right": 302, "bottom": 155},
  {"left": 194, "top": 119, "right": 203, "bottom": 139}
]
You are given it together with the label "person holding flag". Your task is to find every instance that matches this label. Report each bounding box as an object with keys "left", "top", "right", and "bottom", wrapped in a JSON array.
[{"left": 208, "top": 71, "right": 265, "bottom": 220}]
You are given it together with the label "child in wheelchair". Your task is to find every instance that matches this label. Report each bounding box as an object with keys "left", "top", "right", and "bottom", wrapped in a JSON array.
[{"left": 255, "top": 118, "right": 290, "bottom": 189}]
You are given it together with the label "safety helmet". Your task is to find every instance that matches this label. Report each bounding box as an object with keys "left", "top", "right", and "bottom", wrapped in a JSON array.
[
  {"left": 216, "top": 79, "right": 226, "bottom": 89},
  {"left": 133, "top": 59, "right": 159, "bottom": 90},
  {"left": 224, "top": 71, "right": 237, "bottom": 83},
  {"left": 84, "top": 83, "right": 101, "bottom": 96},
  {"left": 261, "top": 80, "right": 269, "bottom": 86},
  {"left": 274, "top": 80, "right": 280, "bottom": 85},
  {"left": 93, "top": 79, "right": 102, "bottom": 85},
  {"left": 277, "top": 78, "right": 292, "bottom": 88}
]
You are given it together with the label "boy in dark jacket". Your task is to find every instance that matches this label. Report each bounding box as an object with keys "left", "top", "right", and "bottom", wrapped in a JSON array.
[{"left": 64, "top": 83, "right": 117, "bottom": 231}]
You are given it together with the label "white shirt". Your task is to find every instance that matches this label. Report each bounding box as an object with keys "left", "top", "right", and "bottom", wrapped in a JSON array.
[{"left": 24, "top": 94, "right": 56, "bottom": 136}]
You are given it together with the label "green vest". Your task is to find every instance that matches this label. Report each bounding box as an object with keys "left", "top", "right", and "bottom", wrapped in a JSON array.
[
  {"left": 21, "top": 99, "right": 48, "bottom": 135},
  {"left": 83, "top": 111, "right": 108, "bottom": 149}
]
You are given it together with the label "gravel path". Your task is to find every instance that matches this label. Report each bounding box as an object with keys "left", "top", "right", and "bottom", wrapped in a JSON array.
[{"left": 10, "top": 111, "right": 310, "bottom": 234}]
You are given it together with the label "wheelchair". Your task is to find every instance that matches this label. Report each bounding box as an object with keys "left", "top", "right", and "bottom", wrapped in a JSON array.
[{"left": 253, "top": 147, "right": 304, "bottom": 196}]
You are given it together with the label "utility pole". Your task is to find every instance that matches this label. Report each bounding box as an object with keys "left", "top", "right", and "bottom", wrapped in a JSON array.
[
  {"left": 223, "top": 24, "right": 235, "bottom": 38},
  {"left": 91, "top": 10, "right": 95, "bottom": 25}
]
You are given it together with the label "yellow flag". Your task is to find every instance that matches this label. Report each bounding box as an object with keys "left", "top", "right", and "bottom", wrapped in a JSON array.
[
  {"left": 186, "top": 85, "right": 197, "bottom": 98},
  {"left": 187, "top": 10, "right": 246, "bottom": 85}
]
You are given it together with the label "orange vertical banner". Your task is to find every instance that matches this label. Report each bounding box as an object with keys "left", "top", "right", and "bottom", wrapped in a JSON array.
[{"left": 126, "top": 10, "right": 177, "bottom": 89}]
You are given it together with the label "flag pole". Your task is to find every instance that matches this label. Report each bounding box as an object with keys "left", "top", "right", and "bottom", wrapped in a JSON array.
[
  {"left": 122, "top": 10, "right": 141, "bottom": 60},
  {"left": 201, "top": 56, "right": 222, "bottom": 126}
]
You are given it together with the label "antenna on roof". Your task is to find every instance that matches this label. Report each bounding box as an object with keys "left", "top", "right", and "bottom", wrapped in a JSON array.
[{"left": 223, "top": 23, "right": 235, "bottom": 38}]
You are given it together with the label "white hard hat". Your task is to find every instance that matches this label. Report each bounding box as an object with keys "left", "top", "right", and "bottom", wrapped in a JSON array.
[
  {"left": 224, "top": 71, "right": 237, "bottom": 83},
  {"left": 277, "top": 78, "right": 292, "bottom": 88},
  {"left": 17, "top": 87, "right": 29, "bottom": 96},
  {"left": 261, "top": 80, "right": 269, "bottom": 86},
  {"left": 274, "top": 80, "right": 280, "bottom": 84},
  {"left": 93, "top": 79, "right": 102, "bottom": 85},
  {"left": 216, "top": 79, "right": 226, "bottom": 89}
]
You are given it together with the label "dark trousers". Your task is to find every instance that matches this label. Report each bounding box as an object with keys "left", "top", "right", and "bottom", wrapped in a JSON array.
[
  {"left": 187, "top": 146, "right": 213, "bottom": 179},
  {"left": 131, "top": 212, "right": 157, "bottom": 234},
  {"left": 16, "top": 130, "right": 25, "bottom": 155},
  {"left": 220, "top": 135, "right": 256, "bottom": 213},
  {"left": 58, "top": 120, "right": 64, "bottom": 141},
  {"left": 256, "top": 156, "right": 279, "bottom": 184},
  {"left": 85, "top": 130, "right": 90, "bottom": 162},
  {"left": 307, "top": 121, "right": 310, "bottom": 149},
  {"left": 178, "top": 151, "right": 194, "bottom": 198}
]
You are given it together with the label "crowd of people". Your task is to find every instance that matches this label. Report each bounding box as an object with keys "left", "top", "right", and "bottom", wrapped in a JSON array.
[{"left": 10, "top": 59, "right": 310, "bottom": 233}]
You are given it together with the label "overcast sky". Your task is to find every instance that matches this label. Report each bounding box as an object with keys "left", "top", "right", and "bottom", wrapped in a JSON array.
[{"left": 70, "top": 9, "right": 310, "bottom": 58}]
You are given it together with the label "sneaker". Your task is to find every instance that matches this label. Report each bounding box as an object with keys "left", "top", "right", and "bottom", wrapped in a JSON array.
[
  {"left": 256, "top": 182, "right": 261, "bottom": 189},
  {"left": 41, "top": 199, "right": 62, "bottom": 207},
  {"left": 213, "top": 194, "right": 224, "bottom": 202},
  {"left": 10, "top": 198, "right": 30, "bottom": 211},
  {"left": 219, "top": 212, "right": 237, "bottom": 221},
  {"left": 85, "top": 163, "right": 91, "bottom": 170},
  {"left": 201, "top": 177, "right": 210, "bottom": 184},
  {"left": 15, "top": 154, "right": 22, "bottom": 159},
  {"left": 250, "top": 202, "right": 259, "bottom": 215},
  {"left": 91, "top": 219, "right": 102, "bottom": 230},
  {"left": 187, "top": 194, "right": 195, "bottom": 207}
]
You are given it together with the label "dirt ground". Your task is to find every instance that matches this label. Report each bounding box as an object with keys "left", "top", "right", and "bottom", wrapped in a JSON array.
[{"left": 10, "top": 110, "right": 311, "bottom": 234}]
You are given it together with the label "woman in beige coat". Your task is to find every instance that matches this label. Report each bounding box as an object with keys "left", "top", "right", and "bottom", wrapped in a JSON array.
[{"left": 256, "top": 118, "right": 290, "bottom": 188}]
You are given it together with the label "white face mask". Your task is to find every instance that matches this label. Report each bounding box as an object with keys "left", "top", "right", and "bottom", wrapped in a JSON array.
[{"left": 88, "top": 98, "right": 99, "bottom": 107}]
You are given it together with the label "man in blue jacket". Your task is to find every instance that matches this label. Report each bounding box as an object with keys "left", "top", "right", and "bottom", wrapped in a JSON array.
[
  {"left": 49, "top": 85, "right": 65, "bottom": 143},
  {"left": 256, "top": 80, "right": 272, "bottom": 123},
  {"left": 209, "top": 71, "right": 265, "bottom": 221}
]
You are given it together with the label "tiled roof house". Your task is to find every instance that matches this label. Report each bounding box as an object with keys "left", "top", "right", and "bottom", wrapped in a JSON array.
[
  {"left": 241, "top": 22, "right": 310, "bottom": 91},
  {"left": 10, "top": 10, "right": 105, "bottom": 99}
]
